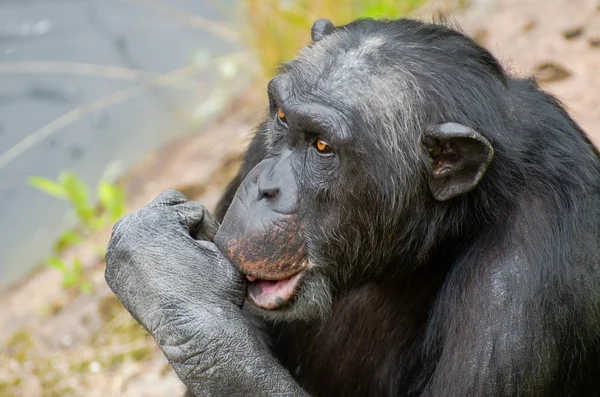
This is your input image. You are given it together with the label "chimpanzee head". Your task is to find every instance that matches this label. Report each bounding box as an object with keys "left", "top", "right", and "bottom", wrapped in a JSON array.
[{"left": 214, "top": 18, "right": 508, "bottom": 322}]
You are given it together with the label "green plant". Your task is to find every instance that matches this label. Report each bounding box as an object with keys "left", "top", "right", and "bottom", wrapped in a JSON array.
[
  {"left": 28, "top": 171, "right": 126, "bottom": 293},
  {"left": 241, "top": 0, "right": 426, "bottom": 81},
  {"left": 47, "top": 257, "right": 92, "bottom": 293},
  {"left": 28, "top": 172, "right": 125, "bottom": 231}
]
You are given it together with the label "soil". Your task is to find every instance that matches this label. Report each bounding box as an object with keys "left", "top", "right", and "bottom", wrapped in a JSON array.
[{"left": 1, "top": 0, "right": 598, "bottom": 396}]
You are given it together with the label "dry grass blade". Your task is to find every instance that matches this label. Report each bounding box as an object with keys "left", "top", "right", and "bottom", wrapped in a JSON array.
[
  {"left": 124, "top": 0, "right": 240, "bottom": 42},
  {"left": 0, "top": 61, "right": 194, "bottom": 85},
  {"left": 0, "top": 52, "right": 250, "bottom": 171}
]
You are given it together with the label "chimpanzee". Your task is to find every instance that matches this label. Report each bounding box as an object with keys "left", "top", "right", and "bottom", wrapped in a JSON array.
[{"left": 105, "top": 17, "right": 600, "bottom": 397}]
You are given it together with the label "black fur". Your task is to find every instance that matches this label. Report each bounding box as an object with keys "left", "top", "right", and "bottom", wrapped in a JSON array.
[{"left": 193, "top": 18, "right": 600, "bottom": 397}]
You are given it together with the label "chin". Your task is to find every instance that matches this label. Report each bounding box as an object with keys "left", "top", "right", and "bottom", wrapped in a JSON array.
[{"left": 244, "top": 271, "right": 334, "bottom": 323}]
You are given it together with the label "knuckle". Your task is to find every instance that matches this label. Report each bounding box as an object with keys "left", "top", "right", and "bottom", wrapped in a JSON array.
[
  {"left": 177, "top": 201, "right": 208, "bottom": 216},
  {"left": 163, "top": 189, "right": 186, "bottom": 200},
  {"left": 109, "top": 209, "right": 145, "bottom": 240},
  {"left": 108, "top": 216, "right": 136, "bottom": 247},
  {"left": 106, "top": 213, "right": 179, "bottom": 265},
  {"left": 106, "top": 218, "right": 150, "bottom": 262},
  {"left": 152, "top": 189, "right": 187, "bottom": 207},
  {"left": 184, "top": 201, "right": 207, "bottom": 213}
]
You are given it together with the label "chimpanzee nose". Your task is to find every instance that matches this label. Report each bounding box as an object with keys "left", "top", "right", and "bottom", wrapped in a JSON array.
[
  {"left": 258, "top": 186, "right": 280, "bottom": 201},
  {"left": 254, "top": 151, "right": 297, "bottom": 213},
  {"left": 257, "top": 163, "right": 285, "bottom": 203}
]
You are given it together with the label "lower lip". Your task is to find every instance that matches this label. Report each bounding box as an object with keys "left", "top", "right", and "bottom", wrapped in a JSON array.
[{"left": 246, "top": 271, "right": 305, "bottom": 310}]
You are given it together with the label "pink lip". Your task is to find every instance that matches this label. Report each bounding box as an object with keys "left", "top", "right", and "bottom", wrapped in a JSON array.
[{"left": 245, "top": 271, "right": 305, "bottom": 310}]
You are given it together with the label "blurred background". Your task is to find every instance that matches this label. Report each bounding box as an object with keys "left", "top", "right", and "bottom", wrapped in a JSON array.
[{"left": 0, "top": 0, "right": 598, "bottom": 395}]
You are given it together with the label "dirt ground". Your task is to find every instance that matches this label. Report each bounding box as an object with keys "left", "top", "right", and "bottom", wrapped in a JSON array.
[{"left": 0, "top": 0, "right": 599, "bottom": 396}]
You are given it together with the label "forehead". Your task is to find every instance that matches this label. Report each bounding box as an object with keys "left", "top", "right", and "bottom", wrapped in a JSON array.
[
  {"left": 273, "top": 29, "right": 425, "bottom": 144},
  {"left": 278, "top": 32, "right": 397, "bottom": 104}
]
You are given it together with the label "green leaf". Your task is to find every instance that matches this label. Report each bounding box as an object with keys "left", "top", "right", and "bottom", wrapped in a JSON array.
[
  {"left": 72, "top": 257, "right": 83, "bottom": 273},
  {"left": 63, "top": 272, "right": 77, "bottom": 288},
  {"left": 98, "top": 181, "right": 126, "bottom": 222},
  {"left": 60, "top": 172, "right": 88, "bottom": 205},
  {"left": 79, "top": 281, "right": 93, "bottom": 294},
  {"left": 27, "top": 176, "right": 66, "bottom": 199},
  {"left": 88, "top": 216, "right": 107, "bottom": 231},
  {"left": 47, "top": 256, "right": 67, "bottom": 272},
  {"left": 54, "top": 230, "right": 82, "bottom": 252},
  {"left": 60, "top": 172, "right": 95, "bottom": 225}
]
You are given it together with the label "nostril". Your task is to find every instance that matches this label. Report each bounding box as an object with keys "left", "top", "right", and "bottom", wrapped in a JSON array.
[{"left": 258, "top": 188, "right": 280, "bottom": 201}]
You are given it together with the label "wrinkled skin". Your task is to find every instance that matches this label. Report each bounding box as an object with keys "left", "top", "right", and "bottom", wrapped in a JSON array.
[{"left": 105, "top": 190, "right": 307, "bottom": 396}]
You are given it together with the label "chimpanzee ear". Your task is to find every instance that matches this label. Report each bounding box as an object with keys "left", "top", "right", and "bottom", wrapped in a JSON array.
[
  {"left": 311, "top": 19, "right": 335, "bottom": 43},
  {"left": 422, "top": 122, "right": 494, "bottom": 201}
]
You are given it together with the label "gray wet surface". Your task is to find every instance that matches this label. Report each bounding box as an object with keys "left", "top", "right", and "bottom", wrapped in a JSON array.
[{"left": 0, "top": 0, "right": 240, "bottom": 288}]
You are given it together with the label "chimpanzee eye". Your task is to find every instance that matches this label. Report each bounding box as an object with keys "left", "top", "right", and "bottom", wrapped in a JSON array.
[
  {"left": 277, "top": 107, "right": 288, "bottom": 127},
  {"left": 314, "top": 137, "right": 333, "bottom": 154}
]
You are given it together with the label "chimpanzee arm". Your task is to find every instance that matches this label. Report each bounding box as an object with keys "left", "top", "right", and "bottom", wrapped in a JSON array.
[
  {"left": 105, "top": 190, "right": 309, "bottom": 397},
  {"left": 422, "top": 236, "right": 571, "bottom": 397}
]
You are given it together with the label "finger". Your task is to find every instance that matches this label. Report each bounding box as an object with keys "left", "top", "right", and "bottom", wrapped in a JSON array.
[
  {"left": 196, "top": 240, "right": 247, "bottom": 289},
  {"left": 175, "top": 201, "right": 220, "bottom": 241},
  {"left": 148, "top": 190, "right": 187, "bottom": 208}
]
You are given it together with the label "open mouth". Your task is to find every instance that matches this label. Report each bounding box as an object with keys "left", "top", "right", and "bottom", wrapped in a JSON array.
[{"left": 245, "top": 271, "right": 306, "bottom": 310}]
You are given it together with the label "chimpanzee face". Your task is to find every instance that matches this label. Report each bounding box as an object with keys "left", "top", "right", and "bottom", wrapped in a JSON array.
[{"left": 214, "top": 20, "right": 494, "bottom": 322}]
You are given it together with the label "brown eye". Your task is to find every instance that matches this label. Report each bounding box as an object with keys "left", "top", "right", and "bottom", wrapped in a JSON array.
[
  {"left": 315, "top": 138, "right": 333, "bottom": 154},
  {"left": 277, "top": 107, "right": 287, "bottom": 125}
]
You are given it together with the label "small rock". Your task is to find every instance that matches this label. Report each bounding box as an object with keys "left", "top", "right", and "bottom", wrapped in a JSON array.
[
  {"left": 523, "top": 20, "right": 537, "bottom": 32},
  {"left": 533, "top": 61, "right": 572, "bottom": 83},
  {"left": 562, "top": 26, "right": 584, "bottom": 40}
]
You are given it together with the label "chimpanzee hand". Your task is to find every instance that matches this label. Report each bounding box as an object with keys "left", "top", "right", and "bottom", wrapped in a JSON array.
[{"left": 105, "top": 190, "right": 307, "bottom": 397}]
